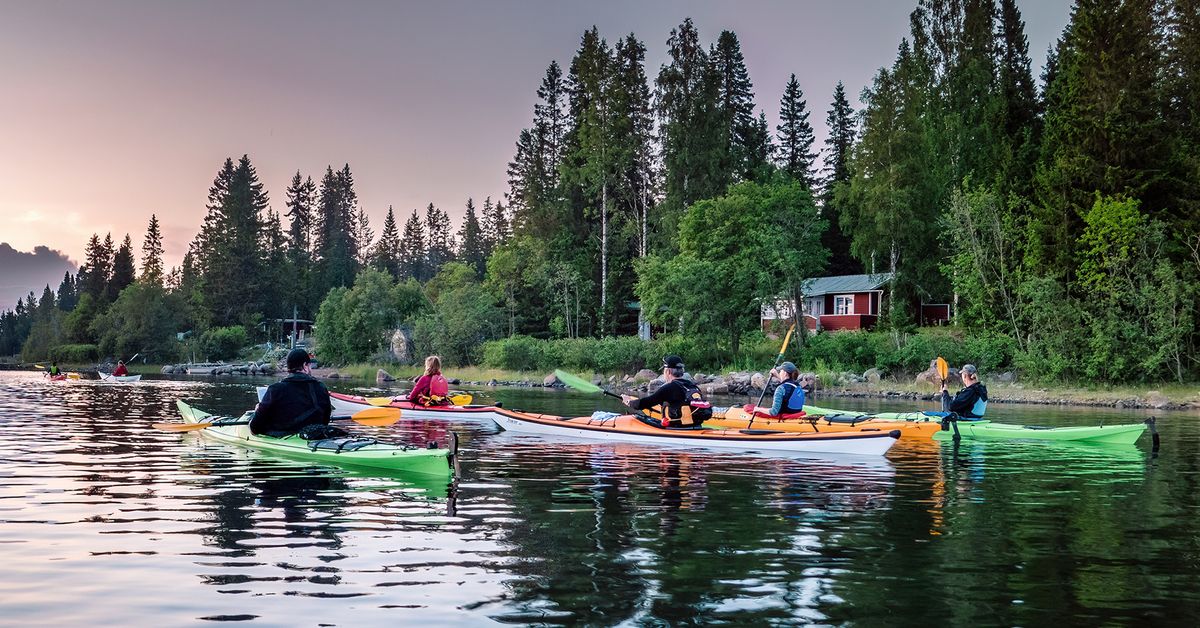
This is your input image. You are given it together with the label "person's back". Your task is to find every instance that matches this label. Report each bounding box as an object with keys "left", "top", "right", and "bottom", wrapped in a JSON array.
[
  {"left": 113, "top": 361, "right": 128, "bottom": 376},
  {"left": 250, "top": 349, "right": 332, "bottom": 437},
  {"left": 411, "top": 355, "right": 451, "bottom": 406},
  {"left": 623, "top": 356, "right": 711, "bottom": 428},
  {"left": 942, "top": 363, "right": 988, "bottom": 419}
]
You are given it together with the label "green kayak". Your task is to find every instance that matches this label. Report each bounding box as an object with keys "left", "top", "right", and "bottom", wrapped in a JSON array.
[
  {"left": 803, "top": 404, "right": 1148, "bottom": 445},
  {"left": 177, "top": 401, "right": 453, "bottom": 476}
]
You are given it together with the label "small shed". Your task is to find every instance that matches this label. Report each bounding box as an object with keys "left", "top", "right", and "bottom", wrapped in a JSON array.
[{"left": 762, "top": 273, "right": 893, "bottom": 333}]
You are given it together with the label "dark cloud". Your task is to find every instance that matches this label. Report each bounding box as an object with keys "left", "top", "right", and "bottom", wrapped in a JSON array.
[{"left": 0, "top": 243, "right": 78, "bottom": 311}]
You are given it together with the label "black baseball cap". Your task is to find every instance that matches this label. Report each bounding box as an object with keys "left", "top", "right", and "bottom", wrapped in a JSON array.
[
  {"left": 662, "top": 355, "right": 685, "bottom": 369},
  {"left": 286, "top": 348, "right": 311, "bottom": 371}
]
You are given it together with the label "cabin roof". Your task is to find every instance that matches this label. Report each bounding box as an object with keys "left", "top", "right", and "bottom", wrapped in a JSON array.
[{"left": 801, "top": 273, "right": 893, "bottom": 297}]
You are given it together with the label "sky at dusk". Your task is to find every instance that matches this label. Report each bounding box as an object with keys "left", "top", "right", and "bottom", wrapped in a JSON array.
[{"left": 0, "top": 0, "right": 1073, "bottom": 293}]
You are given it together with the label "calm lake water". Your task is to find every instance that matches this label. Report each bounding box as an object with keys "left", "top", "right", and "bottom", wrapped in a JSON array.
[{"left": 1, "top": 370, "right": 1197, "bottom": 626}]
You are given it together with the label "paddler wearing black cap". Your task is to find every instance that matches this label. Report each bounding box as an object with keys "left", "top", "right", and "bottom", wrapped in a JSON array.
[
  {"left": 250, "top": 348, "right": 334, "bottom": 437},
  {"left": 620, "top": 355, "right": 711, "bottom": 428}
]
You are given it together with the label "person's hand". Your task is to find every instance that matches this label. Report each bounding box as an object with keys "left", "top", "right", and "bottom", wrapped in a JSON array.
[{"left": 620, "top": 394, "right": 637, "bottom": 407}]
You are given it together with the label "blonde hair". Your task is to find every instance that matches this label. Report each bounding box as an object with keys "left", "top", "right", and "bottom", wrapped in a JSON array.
[{"left": 423, "top": 355, "right": 442, "bottom": 376}]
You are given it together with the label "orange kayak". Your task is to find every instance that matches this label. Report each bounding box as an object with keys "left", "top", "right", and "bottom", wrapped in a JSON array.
[
  {"left": 705, "top": 407, "right": 944, "bottom": 438},
  {"left": 492, "top": 409, "right": 900, "bottom": 456}
]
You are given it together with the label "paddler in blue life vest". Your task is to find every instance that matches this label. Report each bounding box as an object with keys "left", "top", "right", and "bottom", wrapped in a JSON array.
[
  {"left": 746, "top": 362, "right": 806, "bottom": 417},
  {"left": 250, "top": 348, "right": 334, "bottom": 437},
  {"left": 940, "top": 363, "right": 988, "bottom": 419},
  {"left": 620, "top": 355, "right": 712, "bottom": 428}
]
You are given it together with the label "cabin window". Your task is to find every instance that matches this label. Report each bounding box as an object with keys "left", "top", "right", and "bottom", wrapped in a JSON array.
[{"left": 834, "top": 295, "right": 854, "bottom": 315}]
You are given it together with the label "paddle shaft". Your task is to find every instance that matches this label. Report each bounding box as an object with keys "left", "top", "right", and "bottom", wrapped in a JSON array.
[{"left": 748, "top": 324, "right": 796, "bottom": 430}]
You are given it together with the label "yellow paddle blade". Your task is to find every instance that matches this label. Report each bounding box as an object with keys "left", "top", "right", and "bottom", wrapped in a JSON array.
[
  {"left": 365, "top": 396, "right": 396, "bottom": 406},
  {"left": 350, "top": 406, "right": 402, "bottom": 426},
  {"left": 936, "top": 357, "right": 949, "bottom": 381},
  {"left": 152, "top": 421, "right": 214, "bottom": 432},
  {"left": 449, "top": 393, "right": 473, "bottom": 406},
  {"left": 67, "top": 373, "right": 81, "bottom": 380},
  {"left": 34, "top": 364, "right": 44, "bottom": 369}
]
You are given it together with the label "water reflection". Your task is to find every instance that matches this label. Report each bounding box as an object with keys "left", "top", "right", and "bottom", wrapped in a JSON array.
[{"left": 1, "top": 372, "right": 1199, "bottom": 625}]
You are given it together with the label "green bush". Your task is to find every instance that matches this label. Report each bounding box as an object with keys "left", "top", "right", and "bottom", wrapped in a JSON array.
[
  {"left": 49, "top": 344, "right": 99, "bottom": 363},
  {"left": 199, "top": 326, "right": 248, "bottom": 361},
  {"left": 481, "top": 334, "right": 545, "bottom": 371}
]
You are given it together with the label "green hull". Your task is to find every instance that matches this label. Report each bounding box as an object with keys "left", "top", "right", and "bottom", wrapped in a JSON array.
[
  {"left": 931, "top": 421, "right": 1147, "bottom": 444},
  {"left": 804, "top": 404, "right": 1146, "bottom": 444},
  {"left": 177, "top": 401, "right": 452, "bottom": 476}
]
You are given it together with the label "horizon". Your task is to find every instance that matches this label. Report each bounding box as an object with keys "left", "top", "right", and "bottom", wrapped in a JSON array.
[{"left": 0, "top": 0, "right": 1072, "bottom": 309}]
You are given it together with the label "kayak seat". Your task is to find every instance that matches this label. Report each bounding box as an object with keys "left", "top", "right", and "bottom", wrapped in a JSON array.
[{"left": 308, "top": 437, "right": 383, "bottom": 453}]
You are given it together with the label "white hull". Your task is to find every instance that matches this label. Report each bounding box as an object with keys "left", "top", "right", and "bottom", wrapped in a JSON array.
[
  {"left": 99, "top": 373, "right": 142, "bottom": 382},
  {"left": 257, "top": 386, "right": 503, "bottom": 422},
  {"left": 492, "top": 414, "right": 898, "bottom": 456}
]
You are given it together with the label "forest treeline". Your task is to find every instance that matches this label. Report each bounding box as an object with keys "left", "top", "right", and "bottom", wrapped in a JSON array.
[{"left": 2, "top": 0, "right": 1199, "bottom": 383}]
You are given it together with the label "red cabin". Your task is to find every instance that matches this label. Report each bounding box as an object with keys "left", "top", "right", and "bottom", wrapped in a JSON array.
[{"left": 762, "top": 274, "right": 893, "bottom": 333}]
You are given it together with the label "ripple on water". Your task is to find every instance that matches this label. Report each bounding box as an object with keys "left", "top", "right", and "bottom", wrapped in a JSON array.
[{"left": 1, "top": 372, "right": 1198, "bottom": 625}]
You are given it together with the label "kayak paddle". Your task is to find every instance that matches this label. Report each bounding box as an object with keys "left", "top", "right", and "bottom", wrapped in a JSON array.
[
  {"left": 365, "top": 392, "right": 473, "bottom": 406},
  {"left": 554, "top": 369, "right": 623, "bottom": 399},
  {"left": 153, "top": 406, "right": 403, "bottom": 432},
  {"left": 936, "top": 356, "right": 948, "bottom": 382}
]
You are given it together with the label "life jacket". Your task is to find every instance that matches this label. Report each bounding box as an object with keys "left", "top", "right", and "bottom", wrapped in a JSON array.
[
  {"left": 417, "top": 374, "right": 451, "bottom": 406},
  {"left": 49, "top": 365, "right": 60, "bottom": 375},
  {"left": 642, "top": 379, "right": 712, "bottom": 427},
  {"left": 777, "top": 381, "right": 806, "bottom": 414}
]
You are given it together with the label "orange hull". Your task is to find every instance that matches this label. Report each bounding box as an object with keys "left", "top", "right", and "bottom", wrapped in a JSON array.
[{"left": 706, "top": 408, "right": 943, "bottom": 438}]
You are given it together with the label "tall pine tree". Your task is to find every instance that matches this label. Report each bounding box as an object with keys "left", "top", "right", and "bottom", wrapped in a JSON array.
[
  {"left": 456, "top": 198, "right": 487, "bottom": 277},
  {"left": 109, "top": 234, "right": 136, "bottom": 298},
  {"left": 398, "top": 209, "right": 427, "bottom": 281},
  {"left": 776, "top": 73, "right": 817, "bottom": 187},
  {"left": 820, "top": 81, "right": 862, "bottom": 276},
  {"left": 424, "top": 203, "right": 454, "bottom": 276},
  {"left": 372, "top": 206, "right": 402, "bottom": 278},
  {"left": 140, "top": 214, "right": 164, "bottom": 286}
]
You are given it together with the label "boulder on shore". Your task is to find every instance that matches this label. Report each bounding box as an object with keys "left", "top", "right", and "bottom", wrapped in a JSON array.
[
  {"left": 543, "top": 373, "right": 561, "bottom": 387},
  {"left": 1144, "top": 390, "right": 1172, "bottom": 409},
  {"left": 632, "top": 369, "right": 657, "bottom": 383},
  {"left": 702, "top": 381, "right": 729, "bottom": 395},
  {"left": 750, "top": 372, "right": 766, "bottom": 390},
  {"left": 161, "top": 365, "right": 175, "bottom": 374},
  {"left": 864, "top": 368, "right": 882, "bottom": 384},
  {"left": 377, "top": 368, "right": 396, "bottom": 383}
]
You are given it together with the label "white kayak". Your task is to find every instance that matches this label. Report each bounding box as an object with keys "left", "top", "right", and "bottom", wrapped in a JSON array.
[
  {"left": 256, "top": 387, "right": 505, "bottom": 422},
  {"left": 493, "top": 409, "right": 900, "bottom": 457},
  {"left": 99, "top": 373, "right": 143, "bottom": 382}
]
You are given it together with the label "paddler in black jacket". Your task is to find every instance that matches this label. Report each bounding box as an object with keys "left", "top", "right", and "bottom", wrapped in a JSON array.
[
  {"left": 251, "top": 348, "right": 333, "bottom": 437},
  {"left": 620, "top": 355, "right": 710, "bottom": 428},
  {"left": 940, "top": 363, "right": 988, "bottom": 419}
]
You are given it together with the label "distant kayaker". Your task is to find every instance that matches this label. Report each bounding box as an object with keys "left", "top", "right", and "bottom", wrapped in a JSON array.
[
  {"left": 113, "top": 361, "right": 128, "bottom": 377},
  {"left": 46, "top": 362, "right": 60, "bottom": 377},
  {"left": 746, "top": 362, "right": 806, "bottom": 417},
  {"left": 941, "top": 363, "right": 988, "bottom": 418},
  {"left": 250, "top": 348, "right": 333, "bottom": 437},
  {"left": 410, "top": 355, "right": 451, "bottom": 406},
  {"left": 621, "top": 355, "right": 712, "bottom": 428}
]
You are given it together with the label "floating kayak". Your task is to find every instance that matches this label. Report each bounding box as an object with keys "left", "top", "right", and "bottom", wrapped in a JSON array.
[
  {"left": 266, "top": 389, "right": 503, "bottom": 422},
  {"left": 176, "top": 401, "right": 453, "bottom": 476},
  {"left": 492, "top": 409, "right": 900, "bottom": 456},
  {"left": 803, "top": 403, "right": 1148, "bottom": 445},
  {"left": 932, "top": 420, "right": 1148, "bottom": 445},
  {"left": 47, "top": 374, "right": 67, "bottom": 381},
  {"left": 705, "top": 406, "right": 946, "bottom": 438},
  {"left": 99, "top": 373, "right": 142, "bottom": 382}
]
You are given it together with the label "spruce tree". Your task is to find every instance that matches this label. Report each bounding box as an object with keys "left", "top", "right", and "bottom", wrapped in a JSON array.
[
  {"left": 424, "top": 203, "right": 454, "bottom": 276},
  {"left": 1034, "top": 0, "right": 1170, "bottom": 277},
  {"left": 711, "top": 29, "right": 758, "bottom": 184},
  {"left": 398, "top": 209, "right": 427, "bottom": 281},
  {"left": 996, "top": 0, "right": 1040, "bottom": 198},
  {"left": 821, "top": 82, "right": 862, "bottom": 276},
  {"left": 480, "top": 196, "right": 511, "bottom": 256},
  {"left": 201, "top": 155, "right": 269, "bottom": 325},
  {"left": 657, "top": 18, "right": 723, "bottom": 224},
  {"left": 613, "top": 33, "right": 656, "bottom": 259},
  {"left": 314, "top": 165, "right": 359, "bottom": 295},
  {"left": 80, "top": 233, "right": 111, "bottom": 301},
  {"left": 56, "top": 272, "right": 77, "bottom": 312},
  {"left": 776, "top": 74, "right": 817, "bottom": 187},
  {"left": 109, "top": 234, "right": 136, "bottom": 298},
  {"left": 373, "top": 206, "right": 402, "bottom": 278},
  {"left": 456, "top": 198, "right": 487, "bottom": 277},
  {"left": 507, "top": 61, "right": 567, "bottom": 237},
  {"left": 140, "top": 214, "right": 164, "bottom": 286},
  {"left": 259, "top": 208, "right": 289, "bottom": 319},
  {"left": 284, "top": 171, "right": 316, "bottom": 313}
]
